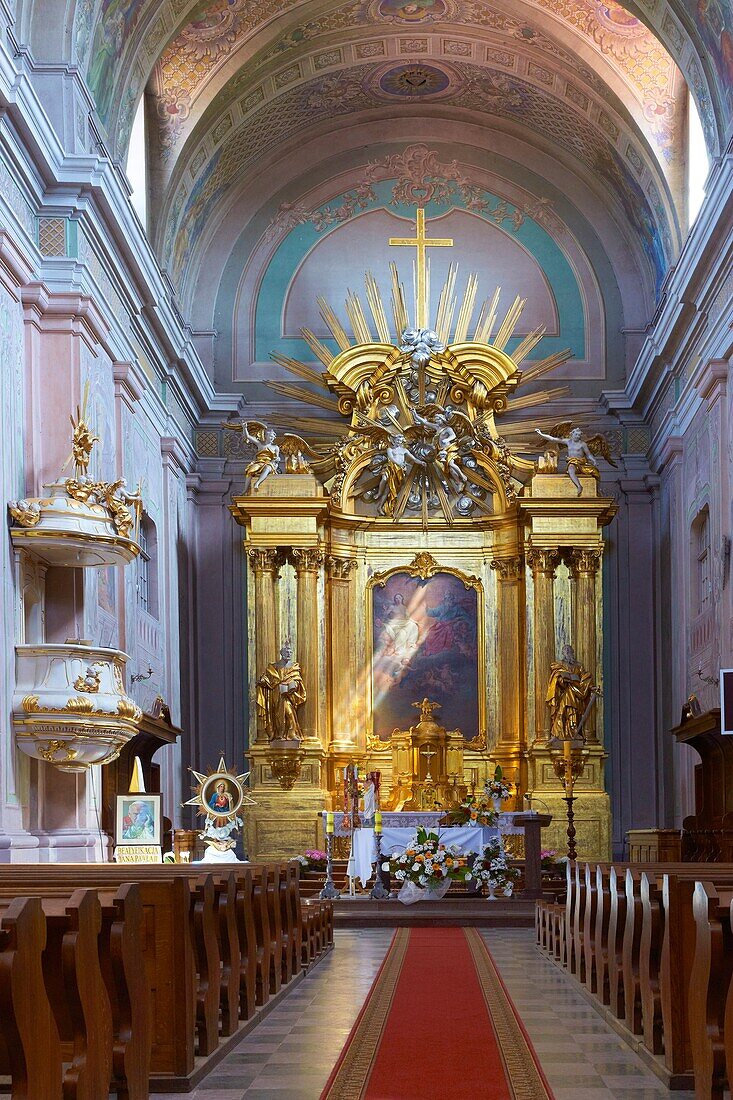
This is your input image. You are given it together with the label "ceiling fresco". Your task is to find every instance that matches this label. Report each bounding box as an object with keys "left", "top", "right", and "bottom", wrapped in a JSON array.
[{"left": 150, "top": 0, "right": 683, "bottom": 174}]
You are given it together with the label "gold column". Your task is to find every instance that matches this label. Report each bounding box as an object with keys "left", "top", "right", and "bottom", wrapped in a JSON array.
[
  {"left": 326, "top": 555, "right": 358, "bottom": 752},
  {"left": 489, "top": 555, "right": 526, "bottom": 795},
  {"left": 567, "top": 547, "right": 603, "bottom": 742},
  {"left": 291, "top": 548, "right": 324, "bottom": 743},
  {"left": 527, "top": 548, "right": 560, "bottom": 744},
  {"left": 248, "top": 547, "right": 282, "bottom": 744}
]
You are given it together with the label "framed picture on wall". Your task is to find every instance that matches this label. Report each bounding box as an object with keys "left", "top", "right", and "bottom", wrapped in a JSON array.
[{"left": 115, "top": 793, "right": 162, "bottom": 845}]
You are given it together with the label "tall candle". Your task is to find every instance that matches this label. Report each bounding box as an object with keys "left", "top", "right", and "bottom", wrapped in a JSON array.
[
  {"left": 374, "top": 810, "right": 382, "bottom": 834},
  {"left": 326, "top": 811, "right": 334, "bottom": 835}
]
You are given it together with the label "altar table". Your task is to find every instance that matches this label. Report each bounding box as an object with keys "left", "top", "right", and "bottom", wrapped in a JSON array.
[{"left": 321, "top": 810, "right": 551, "bottom": 896}]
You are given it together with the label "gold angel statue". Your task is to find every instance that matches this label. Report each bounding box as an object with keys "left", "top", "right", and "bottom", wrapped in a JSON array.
[
  {"left": 411, "top": 404, "right": 475, "bottom": 492},
  {"left": 535, "top": 423, "right": 617, "bottom": 495},
  {"left": 352, "top": 414, "right": 425, "bottom": 517},
  {"left": 222, "top": 419, "right": 318, "bottom": 490}
]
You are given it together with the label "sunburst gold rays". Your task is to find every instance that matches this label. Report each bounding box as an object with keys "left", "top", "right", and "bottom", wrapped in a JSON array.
[
  {"left": 434, "top": 263, "right": 458, "bottom": 346},
  {"left": 267, "top": 413, "right": 347, "bottom": 439},
  {"left": 511, "top": 327, "right": 546, "bottom": 363},
  {"left": 473, "top": 287, "right": 501, "bottom": 344},
  {"left": 264, "top": 380, "right": 341, "bottom": 413},
  {"left": 390, "top": 262, "right": 409, "bottom": 336},
  {"left": 506, "top": 386, "right": 571, "bottom": 413},
  {"left": 493, "top": 295, "right": 526, "bottom": 351},
  {"left": 345, "top": 290, "right": 373, "bottom": 345},
  {"left": 301, "top": 328, "right": 335, "bottom": 366},
  {"left": 317, "top": 296, "right": 351, "bottom": 351},
  {"left": 270, "top": 352, "right": 326, "bottom": 387},
  {"left": 454, "top": 273, "right": 479, "bottom": 344},
  {"left": 365, "top": 272, "right": 392, "bottom": 344},
  {"left": 518, "top": 349, "right": 573, "bottom": 384}
]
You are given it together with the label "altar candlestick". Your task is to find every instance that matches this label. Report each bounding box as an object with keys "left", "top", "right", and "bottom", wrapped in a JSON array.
[
  {"left": 326, "top": 811, "right": 334, "bottom": 834},
  {"left": 374, "top": 811, "right": 382, "bottom": 834}
]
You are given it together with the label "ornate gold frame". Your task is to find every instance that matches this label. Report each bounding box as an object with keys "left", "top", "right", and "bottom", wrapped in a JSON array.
[{"left": 365, "top": 551, "right": 487, "bottom": 740}]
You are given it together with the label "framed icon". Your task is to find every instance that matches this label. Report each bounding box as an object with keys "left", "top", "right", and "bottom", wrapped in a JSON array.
[{"left": 115, "top": 793, "right": 162, "bottom": 846}]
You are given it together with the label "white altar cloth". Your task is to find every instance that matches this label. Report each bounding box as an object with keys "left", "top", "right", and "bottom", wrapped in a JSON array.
[{"left": 350, "top": 824, "right": 500, "bottom": 888}]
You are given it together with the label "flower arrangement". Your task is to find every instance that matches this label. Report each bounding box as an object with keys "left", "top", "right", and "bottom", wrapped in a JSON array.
[
  {"left": 296, "top": 848, "right": 328, "bottom": 870},
  {"left": 381, "top": 828, "right": 472, "bottom": 891},
  {"left": 484, "top": 765, "right": 513, "bottom": 803},
  {"left": 540, "top": 848, "right": 567, "bottom": 873},
  {"left": 471, "top": 838, "right": 520, "bottom": 897},
  {"left": 445, "top": 786, "right": 500, "bottom": 828}
]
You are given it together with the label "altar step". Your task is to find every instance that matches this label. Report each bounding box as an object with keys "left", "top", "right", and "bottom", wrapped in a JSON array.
[{"left": 329, "top": 895, "right": 536, "bottom": 927}]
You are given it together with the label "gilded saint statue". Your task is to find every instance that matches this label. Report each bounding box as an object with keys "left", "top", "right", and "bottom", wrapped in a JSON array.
[
  {"left": 546, "top": 643, "right": 600, "bottom": 740},
  {"left": 221, "top": 418, "right": 318, "bottom": 491},
  {"left": 535, "top": 423, "right": 617, "bottom": 496},
  {"left": 256, "top": 641, "right": 307, "bottom": 741}
]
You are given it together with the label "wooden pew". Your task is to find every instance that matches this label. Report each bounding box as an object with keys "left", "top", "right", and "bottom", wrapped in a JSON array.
[
  {"left": 689, "top": 880, "right": 733, "bottom": 1100},
  {"left": 593, "top": 865, "right": 612, "bottom": 1005},
  {"left": 0, "top": 868, "right": 197, "bottom": 1082},
  {"left": 0, "top": 896, "right": 63, "bottom": 1100}
]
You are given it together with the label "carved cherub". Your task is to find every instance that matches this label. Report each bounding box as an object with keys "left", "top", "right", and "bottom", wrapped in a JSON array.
[
  {"left": 100, "top": 478, "right": 143, "bottom": 539},
  {"left": 535, "top": 423, "right": 617, "bottom": 495},
  {"left": 411, "top": 404, "right": 475, "bottom": 492},
  {"left": 221, "top": 419, "right": 318, "bottom": 490},
  {"left": 353, "top": 414, "right": 425, "bottom": 517},
  {"left": 8, "top": 499, "right": 41, "bottom": 527}
]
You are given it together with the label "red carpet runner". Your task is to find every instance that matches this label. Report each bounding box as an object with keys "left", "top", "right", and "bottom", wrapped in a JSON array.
[{"left": 321, "top": 928, "right": 554, "bottom": 1100}]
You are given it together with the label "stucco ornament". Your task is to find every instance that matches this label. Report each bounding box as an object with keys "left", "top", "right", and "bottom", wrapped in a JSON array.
[{"left": 400, "top": 327, "right": 445, "bottom": 367}]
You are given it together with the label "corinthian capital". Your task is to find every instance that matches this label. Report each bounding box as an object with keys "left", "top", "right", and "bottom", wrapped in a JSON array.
[
  {"left": 326, "top": 555, "right": 357, "bottom": 580},
  {"left": 489, "top": 556, "right": 524, "bottom": 580},
  {"left": 526, "top": 548, "right": 560, "bottom": 577},
  {"left": 247, "top": 547, "right": 282, "bottom": 575},
  {"left": 567, "top": 547, "right": 603, "bottom": 577},
  {"left": 291, "top": 547, "right": 324, "bottom": 574}
]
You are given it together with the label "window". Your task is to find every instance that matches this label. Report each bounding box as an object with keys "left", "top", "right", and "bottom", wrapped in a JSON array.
[
  {"left": 136, "top": 515, "right": 158, "bottom": 618},
  {"left": 687, "top": 88, "right": 708, "bottom": 228},
  {"left": 695, "top": 509, "right": 711, "bottom": 614},
  {"left": 126, "top": 95, "right": 147, "bottom": 229}
]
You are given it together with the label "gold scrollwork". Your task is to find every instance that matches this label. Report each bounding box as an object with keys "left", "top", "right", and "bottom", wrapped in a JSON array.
[
  {"left": 371, "top": 551, "right": 481, "bottom": 591},
  {"left": 465, "top": 730, "right": 488, "bottom": 752},
  {"left": 38, "top": 740, "right": 79, "bottom": 764}
]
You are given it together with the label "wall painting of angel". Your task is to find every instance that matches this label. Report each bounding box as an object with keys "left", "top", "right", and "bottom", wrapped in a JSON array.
[{"left": 371, "top": 570, "right": 480, "bottom": 740}]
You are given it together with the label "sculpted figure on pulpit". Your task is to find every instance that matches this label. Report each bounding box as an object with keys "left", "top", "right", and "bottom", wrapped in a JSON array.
[
  {"left": 256, "top": 641, "right": 307, "bottom": 741},
  {"left": 546, "top": 644, "right": 599, "bottom": 740}
]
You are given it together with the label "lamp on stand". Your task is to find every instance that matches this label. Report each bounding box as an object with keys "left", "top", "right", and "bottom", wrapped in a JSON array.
[
  {"left": 549, "top": 735, "right": 589, "bottom": 860},
  {"left": 370, "top": 811, "right": 390, "bottom": 899},
  {"left": 320, "top": 811, "right": 341, "bottom": 900}
]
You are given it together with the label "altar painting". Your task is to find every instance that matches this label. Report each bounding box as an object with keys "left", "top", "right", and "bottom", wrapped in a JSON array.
[{"left": 371, "top": 571, "right": 480, "bottom": 740}]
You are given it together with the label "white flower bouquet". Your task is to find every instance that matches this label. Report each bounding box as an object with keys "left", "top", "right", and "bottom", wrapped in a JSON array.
[
  {"left": 471, "top": 838, "right": 520, "bottom": 897},
  {"left": 484, "top": 765, "right": 513, "bottom": 804},
  {"left": 381, "top": 827, "right": 472, "bottom": 895}
]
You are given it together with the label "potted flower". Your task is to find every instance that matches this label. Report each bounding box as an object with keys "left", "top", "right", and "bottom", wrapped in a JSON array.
[
  {"left": 540, "top": 848, "right": 565, "bottom": 874},
  {"left": 296, "top": 848, "right": 328, "bottom": 872},
  {"left": 485, "top": 766, "right": 513, "bottom": 811},
  {"left": 471, "top": 838, "right": 520, "bottom": 900},
  {"left": 382, "top": 827, "right": 472, "bottom": 905}
]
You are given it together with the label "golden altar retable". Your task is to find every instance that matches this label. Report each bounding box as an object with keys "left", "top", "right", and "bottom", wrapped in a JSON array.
[{"left": 230, "top": 212, "right": 616, "bottom": 860}]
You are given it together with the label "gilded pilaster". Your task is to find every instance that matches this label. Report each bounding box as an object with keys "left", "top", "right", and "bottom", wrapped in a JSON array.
[
  {"left": 489, "top": 555, "right": 525, "bottom": 797},
  {"left": 326, "top": 555, "right": 358, "bottom": 753},
  {"left": 527, "top": 548, "right": 560, "bottom": 744},
  {"left": 247, "top": 547, "right": 282, "bottom": 744},
  {"left": 567, "top": 547, "right": 603, "bottom": 742},
  {"left": 291, "top": 547, "right": 324, "bottom": 744}
]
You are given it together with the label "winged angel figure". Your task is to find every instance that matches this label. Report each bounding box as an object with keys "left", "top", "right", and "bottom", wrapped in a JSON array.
[
  {"left": 535, "top": 423, "right": 618, "bottom": 495},
  {"left": 222, "top": 419, "right": 319, "bottom": 491},
  {"left": 352, "top": 414, "right": 425, "bottom": 517}
]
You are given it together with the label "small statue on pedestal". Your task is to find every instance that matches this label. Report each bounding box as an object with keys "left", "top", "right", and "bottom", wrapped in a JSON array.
[
  {"left": 256, "top": 641, "right": 307, "bottom": 741},
  {"left": 546, "top": 644, "right": 600, "bottom": 740},
  {"left": 221, "top": 418, "right": 318, "bottom": 490},
  {"left": 535, "top": 423, "right": 617, "bottom": 496},
  {"left": 183, "top": 756, "right": 255, "bottom": 863}
]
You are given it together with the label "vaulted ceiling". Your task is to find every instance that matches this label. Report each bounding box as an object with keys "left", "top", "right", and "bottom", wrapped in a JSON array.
[{"left": 13, "top": 0, "right": 733, "bottom": 397}]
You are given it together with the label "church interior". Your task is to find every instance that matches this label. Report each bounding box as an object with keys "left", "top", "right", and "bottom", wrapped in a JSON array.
[{"left": 0, "top": 0, "right": 732, "bottom": 1096}]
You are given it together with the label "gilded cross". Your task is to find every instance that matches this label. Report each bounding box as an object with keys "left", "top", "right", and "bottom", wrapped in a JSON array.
[
  {"left": 389, "top": 208, "right": 453, "bottom": 329},
  {"left": 420, "top": 743, "right": 438, "bottom": 780}
]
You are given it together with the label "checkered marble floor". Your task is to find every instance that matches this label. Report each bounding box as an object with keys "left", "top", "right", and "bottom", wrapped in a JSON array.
[{"left": 151, "top": 927, "right": 695, "bottom": 1099}]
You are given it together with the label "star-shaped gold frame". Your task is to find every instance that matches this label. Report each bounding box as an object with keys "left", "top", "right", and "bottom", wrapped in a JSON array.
[{"left": 183, "top": 755, "right": 256, "bottom": 820}]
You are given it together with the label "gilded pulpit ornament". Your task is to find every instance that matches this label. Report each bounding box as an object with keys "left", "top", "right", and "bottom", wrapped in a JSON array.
[
  {"left": 535, "top": 424, "right": 617, "bottom": 496},
  {"left": 183, "top": 756, "right": 256, "bottom": 862}
]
